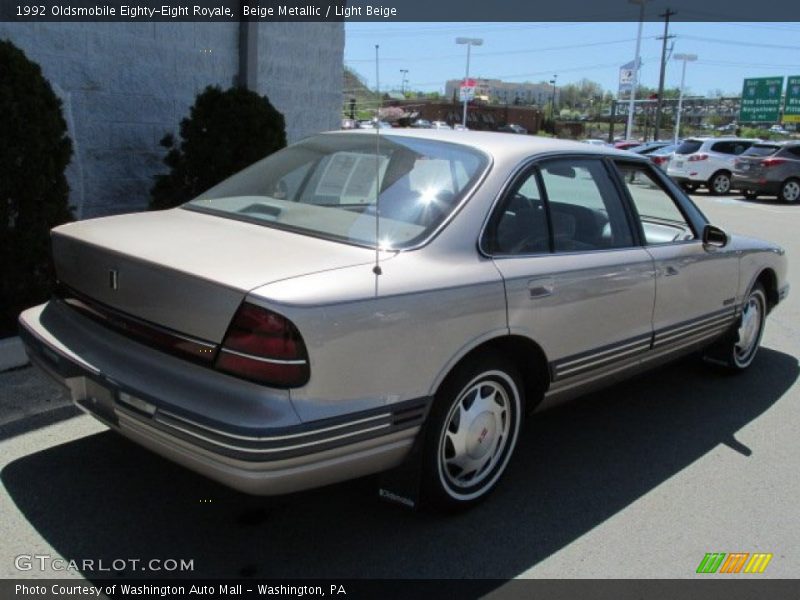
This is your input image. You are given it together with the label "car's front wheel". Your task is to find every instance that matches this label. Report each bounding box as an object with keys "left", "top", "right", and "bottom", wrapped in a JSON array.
[
  {"left": 705, "top": 283, "right": 767, "bottom": 371},
  {"left": 421, "top": 356, "right": 523, "bottom": 510}
]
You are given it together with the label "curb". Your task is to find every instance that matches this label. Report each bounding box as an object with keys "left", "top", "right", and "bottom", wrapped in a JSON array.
[{"left": 0, "top": 336, "right": 29, "bottom": 372}]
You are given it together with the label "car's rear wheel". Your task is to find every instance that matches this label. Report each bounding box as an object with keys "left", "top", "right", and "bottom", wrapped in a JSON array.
[
  {"left": 779, "top": 178, "right": 800, "bottom": 203},
  {"left": 421, "top": 356, "right": 523, "bottom": 510},
  {"left": 704, "top": 283, "right": 767, "bottom": 371},
  {"left": 708, "top": 171, "right": 732, "bottom": 195}
]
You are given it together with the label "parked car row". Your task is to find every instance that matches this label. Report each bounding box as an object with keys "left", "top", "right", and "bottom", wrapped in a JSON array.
[{"left": 597, "top": 135, "right": 800, "bottom": 202}]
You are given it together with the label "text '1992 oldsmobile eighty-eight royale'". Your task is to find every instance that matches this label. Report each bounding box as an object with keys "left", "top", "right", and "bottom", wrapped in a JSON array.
[{"left": 20, "top": 130, "right": 789, "bottom": 509}]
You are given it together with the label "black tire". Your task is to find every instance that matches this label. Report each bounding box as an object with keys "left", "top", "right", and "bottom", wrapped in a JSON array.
[
  {"left": 708, "top": 171, "right": 732, "bottom": 196},
  {"left": 743, "top": 190, "right": 758, "bottom": 200},
  {"left": 704, "top": 283, "right": 767, "bottom": 372},
  {"left": 420, "top": 355, "right": 524, "bottom": 510},
  {"left": 778, "top": 178, "right": 800, "bottom": 203}
]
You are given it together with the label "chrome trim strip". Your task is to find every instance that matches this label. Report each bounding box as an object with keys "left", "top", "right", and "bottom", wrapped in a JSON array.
[
  {"left": 556, "top": 343, "right": 651, "bottom": 377},
  {"left": 219, "top": 347, "right": 307, "bottom": 366},
  {"left": 654, "top": 323, "right": 730, "bottom": 348},
  {"left": 557, "top": 336, "right": 652, "bottom": 370},
  {"left": 156, "top": 408, "right": 391, "bottom": 442},
  {"left": 655, "top": 311, "right": 733, "bottom": 339},
  {"left": 59, "top": 293, "right": 218, "bottom": 352},
  {"left": 155, "top": 417, "right": 392, "bottom": 455},
  {"left": 655, "top": 317, "right": 732, "bottom": 346}
]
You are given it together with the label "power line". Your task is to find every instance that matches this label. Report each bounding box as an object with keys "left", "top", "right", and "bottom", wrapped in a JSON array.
[{"left": 346, "top": 36, "right": 660, "bottom": 63}]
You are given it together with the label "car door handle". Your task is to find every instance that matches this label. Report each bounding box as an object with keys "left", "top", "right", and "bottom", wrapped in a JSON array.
[
  {"left": 664, "top": 266, "right": 680, "bottom": 277},
  {"left": 528, "top": 277, "right": 555, "bottom": 299}
]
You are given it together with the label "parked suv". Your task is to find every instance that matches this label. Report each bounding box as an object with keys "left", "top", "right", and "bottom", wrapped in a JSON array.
[
  {"left": 667, "top": 137, "right": 757, "bottom": 195},
  {"left": 732, "top": 141, "right": 800, "bottom": 202}
]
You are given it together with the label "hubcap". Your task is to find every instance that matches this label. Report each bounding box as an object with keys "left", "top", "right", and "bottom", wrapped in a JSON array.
[
  {"left": 439, "top": 379, "right": 511, "bottom": 490},
  {"left": 713, "top": 175, "right": 730, "bottom": 194},
  {"left": 783, "top": 181, "right": 800, "bottom": 202},
  {"left": 735, "top": 295, "right": 762, "bottom": 363}
]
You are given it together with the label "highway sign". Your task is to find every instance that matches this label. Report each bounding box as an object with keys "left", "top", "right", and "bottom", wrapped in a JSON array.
[{"left": 739, "top": 77, "right": 783, "bottom": 123}]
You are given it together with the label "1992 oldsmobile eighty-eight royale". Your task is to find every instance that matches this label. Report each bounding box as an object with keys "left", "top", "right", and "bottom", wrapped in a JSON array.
[{"left": 19, "top": 130, "right": 789, "bottom": 509}]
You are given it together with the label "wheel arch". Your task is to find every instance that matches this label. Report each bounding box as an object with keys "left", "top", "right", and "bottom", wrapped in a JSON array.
[
  {"left": 754, "top": 267, "right": 779, "bottom": 313},
  {"left": 431, "top": 334, "right": 550, "bottom": 414}
]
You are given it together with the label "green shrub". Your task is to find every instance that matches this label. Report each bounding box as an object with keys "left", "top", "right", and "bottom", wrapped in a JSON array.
[
  {"left": 0, "top": 40, "right": 73, "bottom": 337},
  {"left": 151, "top": 86, "right": 287, "bottom": 210}
]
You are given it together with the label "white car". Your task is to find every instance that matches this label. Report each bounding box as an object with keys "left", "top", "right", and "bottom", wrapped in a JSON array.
[
  {"left": 582, "top": 139, "right": 608, "bottom": 146},
  {"left": 667, "top": 137, "right": 757, "bottom": 195},
  {"left": 431, "top": 121, "right": 452, "bottom": 130}
]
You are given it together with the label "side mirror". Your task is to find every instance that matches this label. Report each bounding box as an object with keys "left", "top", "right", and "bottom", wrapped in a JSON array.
[{"left": 702, "top": 224, "right": 728, "bottom": 248}]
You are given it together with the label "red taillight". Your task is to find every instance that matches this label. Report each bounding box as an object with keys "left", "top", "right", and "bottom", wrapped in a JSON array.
[
  {"left": 762, "top": 158, "right": 787, "bottom": 168},
  {"left": 688, "top": 153, "right": 708, "bottom": 162},
  {"left": 652, "top": 155, "right": 668, "bottom": 165},
  {"left": 215, "top": 303, "right": 309, "bottom": 387}
]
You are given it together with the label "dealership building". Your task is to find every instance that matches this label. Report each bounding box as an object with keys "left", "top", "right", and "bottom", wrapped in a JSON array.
[{"left": 0, "top": 22, "right": 344, "bottom": 218}]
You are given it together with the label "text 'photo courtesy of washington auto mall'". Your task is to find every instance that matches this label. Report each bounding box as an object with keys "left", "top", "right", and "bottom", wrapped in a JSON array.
[{"left": 1, "top": 0, "right": 800, "bottom": 598}]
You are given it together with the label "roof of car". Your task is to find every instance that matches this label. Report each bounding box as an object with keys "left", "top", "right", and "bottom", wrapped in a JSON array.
[{"left": 325, "top": 128, "right": 642, "bottom": 163}]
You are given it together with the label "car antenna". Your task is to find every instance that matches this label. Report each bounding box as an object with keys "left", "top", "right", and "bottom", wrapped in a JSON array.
[{"left": 372, "top": 43, "right": 383, "bottom": 276}]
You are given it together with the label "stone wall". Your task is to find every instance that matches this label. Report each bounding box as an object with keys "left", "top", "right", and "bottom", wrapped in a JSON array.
[{"left": 0, "top": 22, "right": 344, "bottom": 218}]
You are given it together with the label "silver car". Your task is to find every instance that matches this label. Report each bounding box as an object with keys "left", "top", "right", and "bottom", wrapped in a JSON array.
[{"left": 19, "top": 130, "right": 789, "bottom": 510}]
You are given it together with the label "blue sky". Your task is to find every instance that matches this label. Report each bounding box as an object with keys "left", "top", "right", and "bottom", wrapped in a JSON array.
[{"left": 345, "top": 22, "right": 800, "bottom": 98}]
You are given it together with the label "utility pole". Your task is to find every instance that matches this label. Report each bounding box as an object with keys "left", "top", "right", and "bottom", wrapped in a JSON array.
[{"left": 653, "top": 8, "right": 676, "bottom": 141}]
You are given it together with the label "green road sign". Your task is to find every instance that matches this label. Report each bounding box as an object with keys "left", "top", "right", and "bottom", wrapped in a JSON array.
[
  {"left": 784, "top": 76, "right": 800, "bottom": 124},
  {"left": 740, "top": 77, "right": 783, "bottom": 123}
]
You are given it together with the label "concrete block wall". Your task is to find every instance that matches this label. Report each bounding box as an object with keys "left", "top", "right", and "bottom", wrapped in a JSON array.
[{"left": 0, "top": 22, "right": 344, "bottom": 219}]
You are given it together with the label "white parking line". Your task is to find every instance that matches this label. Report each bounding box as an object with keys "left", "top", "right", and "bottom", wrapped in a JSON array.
[{"left": 693, "top": 196, "right": 797, "bottom": 214}]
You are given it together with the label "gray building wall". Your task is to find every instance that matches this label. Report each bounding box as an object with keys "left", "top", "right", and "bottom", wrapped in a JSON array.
[{"left": 0, "top": 22, "right": 344, "bottom": 219}]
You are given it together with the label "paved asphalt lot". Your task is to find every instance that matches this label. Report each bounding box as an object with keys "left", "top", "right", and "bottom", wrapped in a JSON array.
[{"left": 1, "top": 191, "right": 799, "bottom": 584}]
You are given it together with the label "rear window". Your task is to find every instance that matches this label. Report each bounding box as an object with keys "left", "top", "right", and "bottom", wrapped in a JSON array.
[
  {"left": 185, "top": 134, "right": 488, "bottom": 249},
  {"left": 676, "top": 140, "right": 703, "bottom": 155},
  {"left": 742, "top": 144, "right": 780, "bottom": 157}
]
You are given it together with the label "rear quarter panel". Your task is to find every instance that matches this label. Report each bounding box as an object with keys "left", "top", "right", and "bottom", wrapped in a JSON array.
[{"left": 248, "top": 252, "right": 508, "bottom": 422}]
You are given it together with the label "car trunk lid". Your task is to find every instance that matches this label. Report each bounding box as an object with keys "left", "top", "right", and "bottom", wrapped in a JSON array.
[{"left": 52, "top": 208, "right": 380, "bottom": 343}]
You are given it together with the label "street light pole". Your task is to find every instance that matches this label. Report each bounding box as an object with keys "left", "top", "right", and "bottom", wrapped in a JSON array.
[
  {"left": 456, "top": 37, "right": 483, "bottom": 127},
  {"left": 550, "top": 74, "right": 558, "bottom": 133},
  {"left": 673, "top": 53, "right": 697, "bottom": 144},
  {"left": 400, "top": 69, "right": 408, "bottom": 95},
  {"left": 626, "top": 0, "right": 648, "bottom": 140}
]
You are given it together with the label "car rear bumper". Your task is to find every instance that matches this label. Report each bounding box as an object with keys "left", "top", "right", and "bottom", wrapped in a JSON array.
[
  {"left": 731, "top": 175, "right": 781, "bottom": 195},
  {"left": 18, "top": 301, "right": 427, "bottom": 495}
]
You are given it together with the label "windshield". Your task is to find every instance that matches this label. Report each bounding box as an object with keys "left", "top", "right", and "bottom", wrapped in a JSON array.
[
  {"left": 741, "top": 144, "right": 780, "bottom": 157},
  {"left": 185, "top": 133, "right": 489, "bottom": 249}
]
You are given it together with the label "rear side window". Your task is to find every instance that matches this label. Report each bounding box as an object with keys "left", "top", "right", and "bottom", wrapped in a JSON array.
[
  {"left": 676, "top": 140, "right": 702, "bottom": 155},
  {"left": 743, "top": 145, "right": 781, "bottom": 157},
  {"left": 713, "top": 141, "right": 752, "bottom": 155},
  {"left": 487, "top": 171, "right": 550, "bottom": 255},
  {"left": 539, "top": 158, "right": 634, "bottom": 252},
  {"left": 783, "top": 146, "right": 800, "bottom": 159}
]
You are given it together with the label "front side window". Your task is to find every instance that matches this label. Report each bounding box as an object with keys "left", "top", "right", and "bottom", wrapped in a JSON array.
[
  {"left": 615, "top": 162, "right": 695, "bottom": 245},
  {"left": 186, "top": 134, "right": 488, "bottom": 249}
]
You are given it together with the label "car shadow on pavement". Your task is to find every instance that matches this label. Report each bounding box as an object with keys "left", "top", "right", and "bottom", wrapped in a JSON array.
[{"left": 2, "top": 348, "right": 797, "bottom": 582}]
